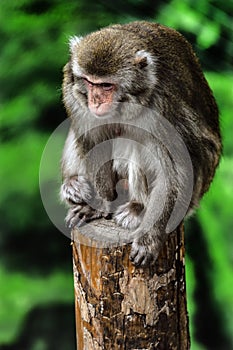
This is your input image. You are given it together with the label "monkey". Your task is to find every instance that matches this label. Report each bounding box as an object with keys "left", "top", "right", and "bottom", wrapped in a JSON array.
[{"left": 60, "top": 21, "right": 222, "bottom": 267}]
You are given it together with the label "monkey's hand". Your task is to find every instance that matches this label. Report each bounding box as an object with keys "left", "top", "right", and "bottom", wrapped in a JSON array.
[
  {"left": 114, "top": 201, "right": 144, "bottom": 230},
  {"left": 60, "top": 175, "right": 93, "bottom": 205},
  {"left": 130, "top": 230, "right": 164, "bottom": 267},
  {"left": 65, "top": 204, "right": 105, "bottom": 228}
]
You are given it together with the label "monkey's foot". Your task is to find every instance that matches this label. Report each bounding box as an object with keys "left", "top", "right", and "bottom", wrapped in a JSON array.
[
  {"left": 130, "top": 233, "right": 163, "bottom": 267},
  {"left": 61, "top": 175, "right": 93, "bottom": 205},
  {"left": 114, "top": 201, "right": 144, "bottom": 230},
  {"left": 65, "top": 205, "right": 103, "bottom": 228}
]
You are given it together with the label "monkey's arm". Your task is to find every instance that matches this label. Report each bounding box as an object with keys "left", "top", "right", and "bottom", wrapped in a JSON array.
[
  {"left": 60, "top": 128, "right": 93, "bottom": 206},
  {"left": 60, "top": 129, "right": 118, "bottom": 227},
  {"left": 60, "top": 129, "right": 102, "bottom": 227}
]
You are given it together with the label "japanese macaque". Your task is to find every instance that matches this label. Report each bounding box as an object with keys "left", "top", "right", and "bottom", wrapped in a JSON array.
[{"left": 60, "top": 21, "right": 221, "bottom": 267}]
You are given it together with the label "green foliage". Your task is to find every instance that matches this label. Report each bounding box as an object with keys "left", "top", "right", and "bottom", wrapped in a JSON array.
[
  {"left": 157, "top": 0, "right": 233, "bottom": 70},
  {"left": 0, "top": 0, "right": 232, "bottom": 349},
  {"left": 184, "top": 70, "right": 233, "bottom": 349},
  {"left": 207, "top": 73, "right": 233, "bottom": 156},
  {"left": 0, "top": 267, "right": 73, "bottom": 343},
  {"left": 198, "top": 156, "right": 233, "bottom": 337},
  {"left": 200, "top": 78, "right": 233, "bottom": 338}
]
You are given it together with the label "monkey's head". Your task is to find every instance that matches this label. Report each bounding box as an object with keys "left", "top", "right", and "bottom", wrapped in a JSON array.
[{"left": 67, "top": 27, "right": 156, "bottom": 118}]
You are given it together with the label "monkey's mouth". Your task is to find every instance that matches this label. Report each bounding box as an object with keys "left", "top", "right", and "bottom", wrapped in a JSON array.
[{"left": 90, "top": 103, "right": 115, "bottom": 118}]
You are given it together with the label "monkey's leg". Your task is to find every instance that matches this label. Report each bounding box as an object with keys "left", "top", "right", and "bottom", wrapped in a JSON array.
[
  {"left": 114, "top": 166, "right": 147, "bottom": 230},
  {"left": 129, "top": 169, "right": 172, "bottom": 267},
  {"left": 94, "top": 161, "right": 119, "bottom": 216}
]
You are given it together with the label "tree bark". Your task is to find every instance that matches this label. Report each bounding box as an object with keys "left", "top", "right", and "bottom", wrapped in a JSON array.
[{"left": 72, "top": 219, "right": 190, "bottom": 350}]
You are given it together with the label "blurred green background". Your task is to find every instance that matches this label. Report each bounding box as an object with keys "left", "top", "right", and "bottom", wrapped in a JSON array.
[{"left": 0, "top": 1, "right": 232, "bottom": 349}]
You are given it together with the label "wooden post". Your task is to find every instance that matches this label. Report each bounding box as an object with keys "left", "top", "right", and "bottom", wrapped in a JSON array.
[{"left": 72, "top": 219, "right": 190, "bottom": 350}]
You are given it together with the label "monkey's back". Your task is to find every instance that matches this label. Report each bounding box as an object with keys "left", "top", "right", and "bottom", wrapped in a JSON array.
[
  {"left": 111, "top": 21, "right": 220, "bottom": 136},
  {"left": 111, "top": 21, "right": 222, "bottom": 200}
]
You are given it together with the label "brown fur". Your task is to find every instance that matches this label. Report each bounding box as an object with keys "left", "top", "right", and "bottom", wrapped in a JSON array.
[{"left": 61, "top": 21, "right": 222, "bottom": 267}]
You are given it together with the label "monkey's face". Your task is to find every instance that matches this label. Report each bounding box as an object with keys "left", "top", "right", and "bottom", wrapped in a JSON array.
[{"left": 80, "top": 76, "right": 118, "bottom": 117}]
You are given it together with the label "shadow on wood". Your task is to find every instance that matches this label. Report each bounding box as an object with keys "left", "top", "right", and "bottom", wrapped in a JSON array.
[{"left": 72, "top": 219, "right": 190, "bottom": 350}]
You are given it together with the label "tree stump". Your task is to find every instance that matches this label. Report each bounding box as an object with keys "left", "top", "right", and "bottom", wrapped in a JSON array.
[{"left": 72, "top": 219, "right": 190, "bottom": 350}]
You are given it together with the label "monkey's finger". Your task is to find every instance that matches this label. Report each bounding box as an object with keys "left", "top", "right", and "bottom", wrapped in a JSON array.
[
  {"left": 132, "top": 252, "right": 153, "bottom": 268},
  {"left": 140, "top": 254, "right": 154, "bottom": 268},
  {"left": 75, "top": 208, "right": 103, "bottom": 226},
  {"left": 65, "top": 206, "right": 83, "bottom": 227},
  {"left": 130, "top": 242, "right": 155, "bottom": 267},
  {"left": 76, "top": 215, "right": 87, "bottom": 227},
  {"left": 68, "top": 213, "right": 88, "bottom": 228},
  {"left": 66, "top": 186, "right": 91, "bottom": 204},
  {"left": 68, "top": 215, "right": 81, "bottom": 228},
  {"left": 130, "top": 244, "right": 145, "bottom": 266}
]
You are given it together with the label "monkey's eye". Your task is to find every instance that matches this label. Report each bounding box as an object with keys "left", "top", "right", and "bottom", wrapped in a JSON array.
[
  {"left": 82, "top": 77, "right": 114, "bottom": 91},
  {"left": 100, "top": 83, "right": 114, "bottom": 91}
]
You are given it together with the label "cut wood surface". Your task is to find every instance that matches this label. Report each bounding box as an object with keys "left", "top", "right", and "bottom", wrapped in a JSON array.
[{"left": 72, "top": 219, "right": 190, "bottom": 350}]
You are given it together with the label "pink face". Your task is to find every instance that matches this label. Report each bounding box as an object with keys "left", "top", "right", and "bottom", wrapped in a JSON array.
[{"left": 83, "top": 76, "right": 116, "bottom": 117}]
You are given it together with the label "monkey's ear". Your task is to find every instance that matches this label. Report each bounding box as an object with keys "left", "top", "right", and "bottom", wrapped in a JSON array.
[
  {"left": 134, "top": 50, "right": 154, "bottom": 69},
  {"left": 69, "top": 36, "right": 83, "bottom": 53}
]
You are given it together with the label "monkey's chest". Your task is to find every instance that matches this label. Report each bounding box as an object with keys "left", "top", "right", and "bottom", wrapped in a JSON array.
[{"left": 111, "top": 138, "right": 153, "bottom": 177}]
